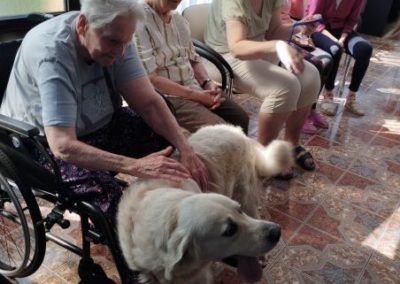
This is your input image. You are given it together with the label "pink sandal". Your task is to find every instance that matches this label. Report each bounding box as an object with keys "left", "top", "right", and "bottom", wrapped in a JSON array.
[
  {"left": 302, "top": 116, "right": 317, "bottom": 134},
  {"left": 310, "top": 111, "right": 329, "bottom": 128}
]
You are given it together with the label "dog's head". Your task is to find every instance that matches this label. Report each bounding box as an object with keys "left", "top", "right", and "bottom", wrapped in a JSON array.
[{"left": 165, "top": 192, "right": 280, "bottom": 282}]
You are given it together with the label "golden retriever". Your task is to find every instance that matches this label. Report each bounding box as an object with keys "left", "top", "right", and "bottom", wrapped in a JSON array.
[{"left": 117, "top": 125, "right": 294, "bottom": 283}]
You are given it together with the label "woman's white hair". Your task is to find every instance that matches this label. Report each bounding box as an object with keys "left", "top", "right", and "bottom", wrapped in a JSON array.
[{"left": 80, "top": 0, "right": 145, "bottom": 29}]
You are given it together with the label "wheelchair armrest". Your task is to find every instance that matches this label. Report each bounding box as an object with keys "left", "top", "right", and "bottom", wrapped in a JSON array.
[
  {"left": 27, "top": 13, "right": 54, "bottom": 23},
  {"left": 195, "top": 46, "right": 227, "bottom": 90},
  {"left": 192, "top": 39, "right": 234, "bottom": 77},
  {"left": 194, "top": 40, "right": 234, "bottom": 97},
  {"left": 0, "top": 114, "right": 40, "bottom": 138}
]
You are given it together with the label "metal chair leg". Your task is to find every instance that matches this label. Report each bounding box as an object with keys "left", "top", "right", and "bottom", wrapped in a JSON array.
[{"left": 338, "top": 53, "right": 352, "bottom": 97}]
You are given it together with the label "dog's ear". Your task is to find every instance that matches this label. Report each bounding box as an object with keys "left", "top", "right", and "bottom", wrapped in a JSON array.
[{"left": 164, "top": 228, "right": 191, "bottom": 280}]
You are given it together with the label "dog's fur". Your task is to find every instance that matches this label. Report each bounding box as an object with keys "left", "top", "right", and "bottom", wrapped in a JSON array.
[
  {"left": 117, "top": 125, "right": 293, "bottom": 283},
  {"left": 187, "top": 125, "right": 293, "bottom": 218}
]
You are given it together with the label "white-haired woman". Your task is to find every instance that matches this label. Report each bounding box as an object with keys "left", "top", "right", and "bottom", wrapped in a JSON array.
[
  {"left": 0, "top": 0, "right": 208, "bottom": 281},
  {"left": 134, "top": 0, "right": 249, "bottom": 134}
]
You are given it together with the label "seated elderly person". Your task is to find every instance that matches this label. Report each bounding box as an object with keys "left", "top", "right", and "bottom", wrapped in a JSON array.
[
  {"left": 134, "top": 0, "right": 249, "bottom": 134},
  {"left": 0, "top": 0, "right": 207, "bottom": 281}
]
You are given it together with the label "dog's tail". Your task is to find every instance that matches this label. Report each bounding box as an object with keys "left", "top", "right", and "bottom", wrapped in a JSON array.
[{"left": 255, "top": 140, "right": 294, "bottom": 177}]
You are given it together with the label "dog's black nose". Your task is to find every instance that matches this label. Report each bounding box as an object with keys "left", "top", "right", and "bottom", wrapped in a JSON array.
[{"left": 267, "top": 224, "right": 281, "bottom": 243}]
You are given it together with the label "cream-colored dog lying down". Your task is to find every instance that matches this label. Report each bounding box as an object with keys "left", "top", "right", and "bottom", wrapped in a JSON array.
[{"left": 117, "top": 125, "right": 294, "bottom": 284}]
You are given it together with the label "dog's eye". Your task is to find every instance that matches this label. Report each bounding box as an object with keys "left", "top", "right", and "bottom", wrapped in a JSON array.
[{"left": 222, "top": 222, "right": 238, "bottom": 237}]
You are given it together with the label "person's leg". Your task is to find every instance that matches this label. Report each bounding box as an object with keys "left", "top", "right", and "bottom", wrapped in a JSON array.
[
  {"left": 105, "top": 107, "right": 171, "bottom": 156},
  {"left": 302, "top": 47, "right": 332, "bottom": 130},
  {"left": 223, "top": 54, "right": 300, "bottom": 145},
  {"left": 258, "top": 112, "right": 290, "bottom": 145},
  {"left": 286, "top": 105, "right": 312, "bottom": 141},
  {"left": 311, "top": 31, "right": 343, "bottom": 96},
  {"left": 166, "top": 97, "right": 226, "bottom": 133},
  {"left": 343, "top": 32, "right": 373, "bottom": 116},
  {"left": 286, "top": 60, "right": 320, "bottom": 144},
  {"left": 346, "top": 32, "right": 373, "bottom": 92},
  {"left": 285, "top": 60, "right": 320, "bottom": 170}
]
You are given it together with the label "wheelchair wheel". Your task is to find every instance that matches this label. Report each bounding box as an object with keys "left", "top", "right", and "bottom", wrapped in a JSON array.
[{"left": 0, "top": 151, "right": 46, "bottom": 278}]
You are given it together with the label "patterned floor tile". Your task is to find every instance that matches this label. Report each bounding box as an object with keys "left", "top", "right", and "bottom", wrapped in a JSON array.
[
  {"left": 307, "top": 207, "right": 342, "bottom": 239},
  {"left": 260, "top": 207, "right": 303, "bottom": 242},
  {"left": 364, "top": 253, "right": 400, "bottom": 284}
]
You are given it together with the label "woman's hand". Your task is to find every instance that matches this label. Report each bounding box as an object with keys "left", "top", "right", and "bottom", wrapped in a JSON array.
[
  {"left": 338, "top": 33, "right": 348, "bottom": 50},
  {"left": 131, "top": 146, "right": 191, "bottom": 182},
  {"left": 179, "top": 147, "right": 209, "bottom": 191},
  {"left": 276, "top": 40, "right": 304, "bottom": 74},
  {"left": 191, "top": 88, "right": 226, "bottom": 109}
]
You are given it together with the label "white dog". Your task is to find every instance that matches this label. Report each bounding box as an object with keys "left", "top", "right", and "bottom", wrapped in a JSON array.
[
  {"left": 188, "top": 124, "right": 293, "bottom": 218},
  {"left": 117, "top": 125, "right": 293, "bottom": 283}
]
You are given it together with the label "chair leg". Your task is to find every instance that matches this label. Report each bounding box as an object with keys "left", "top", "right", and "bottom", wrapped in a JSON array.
[{"left": 338, "top": 53, "right": 352, "bottom": 97}]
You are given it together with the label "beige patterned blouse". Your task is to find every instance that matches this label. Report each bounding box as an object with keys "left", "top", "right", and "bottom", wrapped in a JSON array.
[{"left": 134, "top": 3, "right": 201, "bottom": 91}]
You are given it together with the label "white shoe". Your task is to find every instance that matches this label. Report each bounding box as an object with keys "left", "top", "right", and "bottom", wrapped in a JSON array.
[
  {"left": 320, "top": 100, "right": 338, "bottom": 116},
  {"left": 345, "top": 98, "right": 365, "bottom": 116}
]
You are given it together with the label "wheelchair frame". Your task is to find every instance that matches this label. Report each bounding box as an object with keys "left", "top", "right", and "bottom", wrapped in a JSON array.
[{"left": 0, "top": 107, "right": 130, "bottom": 283}]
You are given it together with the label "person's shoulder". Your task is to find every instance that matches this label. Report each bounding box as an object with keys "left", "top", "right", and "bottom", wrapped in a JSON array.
[
  {"left": 24, "top": 12, "right": 78, "bottom": 46},
  {"left": 171, "top": 11, "right": 186, "bottom": 25},
  {"left": 23, "top": 12, "right": 79, "bottom": 67}
]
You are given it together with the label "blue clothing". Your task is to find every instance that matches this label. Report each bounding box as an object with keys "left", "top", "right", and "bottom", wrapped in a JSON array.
[
  {"left": 311, "top": 29, "right": 372, "bottom": 92},
  {"left": 0, "top": 11, "right": 145, "bottom": 136}
]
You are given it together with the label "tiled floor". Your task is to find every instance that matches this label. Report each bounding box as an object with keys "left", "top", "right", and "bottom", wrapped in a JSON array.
[{"left": 4, "top": 36, "right": 400, "bottom": 283}]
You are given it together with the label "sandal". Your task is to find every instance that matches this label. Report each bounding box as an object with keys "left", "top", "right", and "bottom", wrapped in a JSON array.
[
  {"left": 274, "top": 169, "right": 294, "bottom": 180},
  {"left": 294, "top": 146, "right": 315, "bottom": 171}
]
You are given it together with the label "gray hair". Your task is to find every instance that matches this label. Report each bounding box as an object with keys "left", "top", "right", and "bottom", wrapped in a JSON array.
[{"left": 80, "top": 0, "right": 145, "bottom": 29}]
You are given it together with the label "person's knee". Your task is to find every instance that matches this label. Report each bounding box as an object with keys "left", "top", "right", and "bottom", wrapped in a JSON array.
[
  {"left": 260, "top": 76, "right": 301, "bottom": 113},
  {"left": 353, "top": 41, "right": 373, "bottom": 59},
  {"left": 330, "top": 44, "right": 342, "bottom": 59},
  {"left": 299, "top": 62, "right": 321, "bottom": 105}
]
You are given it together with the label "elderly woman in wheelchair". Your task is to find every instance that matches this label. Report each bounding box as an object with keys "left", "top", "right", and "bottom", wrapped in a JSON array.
[{"left": 0, "top": 0, "right": 208, "bottom": 282}]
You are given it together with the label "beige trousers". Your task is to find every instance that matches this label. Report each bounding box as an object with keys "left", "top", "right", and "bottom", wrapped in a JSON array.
[{"left": 207, "top": 53, "right": 320, "bottom": 114}]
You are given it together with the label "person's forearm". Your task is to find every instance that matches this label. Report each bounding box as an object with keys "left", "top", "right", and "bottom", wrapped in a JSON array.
[
  {"left": 340, "top": 32, "right": 348, "bottom": 40},
  {"left": 321, "top": 29, "right": 339, "bottom": 42},
  {"left": 229, "top": 39, "right": 281, "bottom": 60},
  {"left": 46, "top": 133, "right": 136, "bottom": 174},
  {"left": 191, "top": 60, "right": 210, "bottom": 86},
  {"left": 268, "top": 23, "right": 293, "bottom": 41},
  {"left": 148, "top": 73, "right": 193, "bottom": 99}
]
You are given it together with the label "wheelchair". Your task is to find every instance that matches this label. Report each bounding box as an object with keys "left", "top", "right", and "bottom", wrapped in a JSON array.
[
  {"left": 0, "top": 21, "right": 129, "bottom": 284},
  {"left": 0, "top": 11, "right": 232, "bottom": 284}
]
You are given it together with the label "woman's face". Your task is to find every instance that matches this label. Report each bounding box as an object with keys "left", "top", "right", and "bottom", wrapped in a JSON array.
[
  {"left": 158, "top": 0, "right": 182, "bottom": 12},
  {"left": 79, "top": 14, "right": 136, "bottom": 66}
]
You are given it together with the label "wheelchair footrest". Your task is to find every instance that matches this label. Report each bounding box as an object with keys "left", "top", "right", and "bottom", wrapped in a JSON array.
[{"left": 78, "top": 258, "right": 116, "bottom": 284}]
